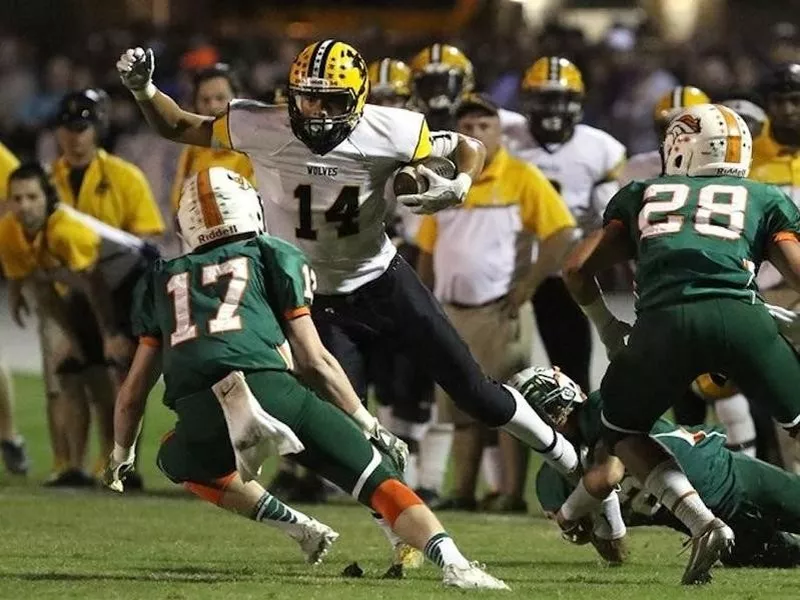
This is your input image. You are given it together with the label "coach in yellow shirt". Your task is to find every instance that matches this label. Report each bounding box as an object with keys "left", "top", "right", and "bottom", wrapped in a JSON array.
[
  {"left": 416, "top": 94, "right": 576, "bottom": 512},
  {"left": 51, "top": 89, "right": 164, "bottom": 237},
  {"left": 169, "top": 64, "right": 255, "bottom": 214},
  {"left": 0, "top": 142, "right": 19, "bottom": 201}
]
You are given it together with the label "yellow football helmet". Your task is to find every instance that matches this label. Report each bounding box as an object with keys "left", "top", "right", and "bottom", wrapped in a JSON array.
[
  {"left": 368, "top": 58, "right": 411, "bottom": 108},
  {"left": 692, "top": 373, "right": 737, "bottom": 401},
  {"left": 409, "top": 43, "right": 474, "bottom": 126},
  {"left": 653, "top": 86, "right": 710, "bottom": 132},
  {"left": 288, "top": 40, "right": 369, "bottom": 154},
  {"left": 520, "top": 57, "right": 585, "bottom": 144}
]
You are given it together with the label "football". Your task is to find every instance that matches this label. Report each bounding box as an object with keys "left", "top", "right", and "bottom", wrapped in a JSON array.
[{"left": 392, "top": 156, "right": 457, "bottom": 196}]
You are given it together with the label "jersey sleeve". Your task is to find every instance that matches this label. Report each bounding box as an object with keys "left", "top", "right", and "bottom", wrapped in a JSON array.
[
  {"left": 534, "top": 463, "right": 574, "bottom": 513},
  {"left": 259, "top": 236, "right": 314, "bottom": 321},
  {"left": 0, "top": 142, "right": 19, "bottom": 201},
  {"left": 591, "top": 134, "right": 627, "bottom": 217},
  {"left": 429, "top": 130, "right": 459, "bottom": 158},
  {"left": 131, "top": 264, "right": 162, "bottom": 343},
  {"left": 764, "top": 186, "right": 800, "bottom": 243},
  {"left": 212, "top": 100, "right": 290, "bottom": 154},
  {"left": 0, "top": 216, "right": 32, "bottom": 280},
  {"left": 49, "top": 214, "right": 101, "bottom": 273},
  {"left": 518, "top": 163, "right": 576, "bottom": 239},
  {"left": 121, "top": 163, "right": 165, "bottom": 236},
  {"left": 603, "top": 182, "right": 643, "bottom": 234}
]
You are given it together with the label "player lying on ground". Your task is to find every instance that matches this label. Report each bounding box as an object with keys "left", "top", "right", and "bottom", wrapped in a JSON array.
[
  {"left": 517, "top": 367, "right": 800, "bottom": 569},
  {"left": 562, "top": 103, "right": 800, "bottom": 584},
  {"left": 114, "top": 43, "right": 628, "bottom": 534},
  {"left": 103, "top": 167, "right": 508, "bottom": 590}
]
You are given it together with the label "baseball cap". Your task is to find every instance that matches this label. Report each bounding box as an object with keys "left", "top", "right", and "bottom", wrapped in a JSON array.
[{"left": 455, "top": 93, "right": 499, "bottom": 119}]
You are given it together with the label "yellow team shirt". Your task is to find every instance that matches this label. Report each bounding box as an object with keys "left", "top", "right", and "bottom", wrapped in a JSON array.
[
  {"left": 750, "top": 139, "right": 800, "bottom": 206},
  {"left": 752, "top": 120, "right": 781, "bottom": 171},
  {"left": 170, "top": 146, "right": 256, "bottom": 214},
  {"left": 0, "top": 207, "right": 99, "bottom": 281},
  {"left": 0, "top": 142, "right": 20, "bottom": 201},
  {"left": 51, "top": 149, "right": 164, "bottom": 236},
  {"left": 416, "top": 147, "right": 575, "bottom": 305}
]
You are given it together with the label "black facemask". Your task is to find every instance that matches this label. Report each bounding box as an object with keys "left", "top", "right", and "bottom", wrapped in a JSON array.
[
  {"left": 288, "top": 88, "right": 359, "bottom": 155},
  {"left": 520, "top": 89, "right": 583, "bottom": 145}
]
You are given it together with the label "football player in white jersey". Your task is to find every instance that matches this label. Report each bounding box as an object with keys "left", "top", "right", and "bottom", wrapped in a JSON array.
[
  {"left": 116, "top": 39, "right": 602, "bottom": 540},
  {"left": 617, "top": 86, "right": 710, "bottom": 186},
  {"left": 503, "top": 56, "right": 626, "bottom": 394}
]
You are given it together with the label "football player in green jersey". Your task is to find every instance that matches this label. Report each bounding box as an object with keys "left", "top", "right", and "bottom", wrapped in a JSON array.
[
  {"left": 515, "top": 367, "right": 800, "bottom": 569},
  {"left": 103, "top": 167, "right": 508, "bottom": 590},
  {"left": 561, "top": 103, "right": 800, "bottom": 584}
]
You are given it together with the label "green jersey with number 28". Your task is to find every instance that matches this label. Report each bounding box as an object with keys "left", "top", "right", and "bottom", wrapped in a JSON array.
[
  {"left": 132, "top": 235, "right": 316, "bottom": 406},
  {"left": 604, "top": 175, "right": 800, "bottom": 311}
]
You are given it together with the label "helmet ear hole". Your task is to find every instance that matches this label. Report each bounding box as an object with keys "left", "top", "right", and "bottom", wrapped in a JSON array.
[{"left": 674, "top": 155, "right": 683, "bottom": 169}]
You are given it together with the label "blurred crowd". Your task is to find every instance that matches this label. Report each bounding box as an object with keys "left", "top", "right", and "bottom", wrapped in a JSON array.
[{"left": 0, "top": 16, "right": 798, "bottom": 242}]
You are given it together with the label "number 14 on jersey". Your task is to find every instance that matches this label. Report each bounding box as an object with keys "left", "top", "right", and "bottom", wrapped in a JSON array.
[{"left": 294, "top": 184, "right": 361, "bottom": 241}]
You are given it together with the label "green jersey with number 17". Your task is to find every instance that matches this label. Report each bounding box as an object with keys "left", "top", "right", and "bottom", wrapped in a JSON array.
[
  {"left": 132, "top": 235, "right": 315, "bottom": 406},
  {"left": 604, "top": 175, "right": 800, "bottom": 311}
]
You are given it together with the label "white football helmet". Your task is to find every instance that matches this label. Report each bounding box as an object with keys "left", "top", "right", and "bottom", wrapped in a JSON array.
[
  {"left": 662, "top": 103, "right": 752, "bottom": 178},
  {"left": 177, "top": 167, "right": 264, "bottom": 251}
]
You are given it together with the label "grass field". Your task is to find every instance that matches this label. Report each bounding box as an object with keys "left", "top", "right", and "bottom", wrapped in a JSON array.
[{"left": 2, "top": 374, "right": 799, "bottom": 599}]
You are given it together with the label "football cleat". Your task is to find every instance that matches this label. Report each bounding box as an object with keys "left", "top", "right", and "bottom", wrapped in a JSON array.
[
  {"left": 681, "top": 518, "right": 735, "bottom": 585},
  {"left": 443, "top": 562, "right": 510, "bottom": 590},
  {"left": 290, "top": 518, "right": 340, "bottom": 565}
]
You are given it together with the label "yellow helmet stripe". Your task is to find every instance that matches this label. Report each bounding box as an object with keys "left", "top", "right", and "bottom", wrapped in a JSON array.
[
  {"left": 196, "top": 170, "right": 223, "bottom": 228},
  {"left": 379, "top": 58, "right": 390, "bottom": 84},
  {"left": 310, "top": 39, "right": 336, "bottom": 79},
  {"left": 717, "top": 105, "right": 742, "bottom": 163},
  {"left": 431, "top": 43, "right": 441, "bottom": 63}
]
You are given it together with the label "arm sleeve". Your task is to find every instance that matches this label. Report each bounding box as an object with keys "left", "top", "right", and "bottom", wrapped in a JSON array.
[
  {"left": 122, "top": 165, "right": 166, "bottom": 236},
  {"left": 535, "top": 463, "right": 576, "bottom": 513},
  {"left": 259, "top": 237, "right": 314, "bottom": 322},
  {"left": 415, "top": 215, "right": 438, "bottom": 253},
  {"left": 519, "top": 163, "right": 577, "bottom": 238},
  {"left": 765, "top": 187, "right": 800, "bottom": 242},
  {"left": 212, "top": 99, "right": 286, "bottom": 154},
  {"left": 50, "top": 218, "right": 100, "bottom": 273},
  {"left": 429, "top": 130, "right": 460, "bottom": 158},
  {"left": 131, "top": 265, "right": 161, "bottom": 342}
]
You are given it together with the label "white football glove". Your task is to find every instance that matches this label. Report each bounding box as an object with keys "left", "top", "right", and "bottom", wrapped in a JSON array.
[
  {"left": 397, "top": 165, "right": 472, "bottom": 215},
  {"left": 766, "top": 302, "right": 800, "bottom": 349},
  {"left": 116, "top": 47, "right": 156, "bottom": 99},
  {"left": 369, "top": 421, "right": 409, "bottom": 474},
  {"left": 102, "top": 445, "right": 135, "bottom": 493}
]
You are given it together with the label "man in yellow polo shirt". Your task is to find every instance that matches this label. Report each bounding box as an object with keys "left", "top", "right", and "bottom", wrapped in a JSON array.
[
  {"left": 169, "top": 64, "right": 255, "bottom": 215},
  {"left": 0, "top": 141, "right": 28, "bottom": 475},
  {"left": 416, "top": 94, "right": 577, "bottom": 511},
  {"left": 51, "top": 89, "right": 164, "bottom": 237},
  {"left": 1, "top": 163, "right": 156, "bottom": 486}
]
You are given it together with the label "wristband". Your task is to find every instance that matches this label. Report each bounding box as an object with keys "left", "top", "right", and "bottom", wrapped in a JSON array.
[
  {"left": 453, "top": 172, "right": 472, "bottom": 201},
  {"left": 579, "top": 296, "right": 615, "bottom": 330},
  {"left": 351, "top": 405, "right": 377, "bottom": 434},
  {"left": 132, "top": 82, "right": 157, "bottom": 101}
]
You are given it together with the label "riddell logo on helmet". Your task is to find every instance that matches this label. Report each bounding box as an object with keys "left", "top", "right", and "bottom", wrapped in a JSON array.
[{"left": 198, "top": 225, "right": 239, "bottom": 244}]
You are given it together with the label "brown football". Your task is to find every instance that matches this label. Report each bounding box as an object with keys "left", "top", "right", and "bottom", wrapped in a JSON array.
[{"left": 392, "top": 156, "right": 457, "bottom": 196}]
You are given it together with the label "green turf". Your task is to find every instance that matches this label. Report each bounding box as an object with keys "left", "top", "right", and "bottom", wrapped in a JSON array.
[{"left": 1, "top": 374, "right": 798, "bottom": 598}]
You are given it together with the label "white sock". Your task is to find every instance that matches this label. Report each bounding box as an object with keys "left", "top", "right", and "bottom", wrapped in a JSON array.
[
  {"left": 592, "top": 493, "right": 627, "bottom": 540},
  {"left": 480, "top": 445, "right": 502, "bottom": 493},
  {"left": 372, "top": 513, "right": 402, "bottom": 547},
  {"left": 501, "top": 384, "right": 578, "bottom": 476},
  {"left": 376, "top": 405, "right": 394, "bottom": 429},
  {"left": 643, "top": 459, "right": 714, "bottom": 537},
  {"left": 424, "top": 532, "right": 470, "bottom": 569},
  {"left": 419, "top": 423, "right": 453, "bottom": 492},
  {"left": 252, "top": 492, "right": 311, "bottom": 536},
  {"left": 715, "top": 394, "right": 756, "bottom": 457}
]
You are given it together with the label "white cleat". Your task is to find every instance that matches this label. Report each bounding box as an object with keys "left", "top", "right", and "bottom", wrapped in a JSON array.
[
  {"left": 443, "top": 562, "right": 510, "bottom": 590},
  {"left": 681, "top": 518, "right": 735, "bottom": 585},
  {"left": 292, "top": 519, "right": 340, "bottom": 565}
]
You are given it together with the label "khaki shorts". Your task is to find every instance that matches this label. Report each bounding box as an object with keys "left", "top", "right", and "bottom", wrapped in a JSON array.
[{"left": 436, "top": 299, "right": 533, "bottom": 426}]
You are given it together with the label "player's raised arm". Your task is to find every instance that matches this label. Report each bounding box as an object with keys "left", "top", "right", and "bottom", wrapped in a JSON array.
[{"left": 116, "top": 48, "right": 214, "bottom": 147}]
